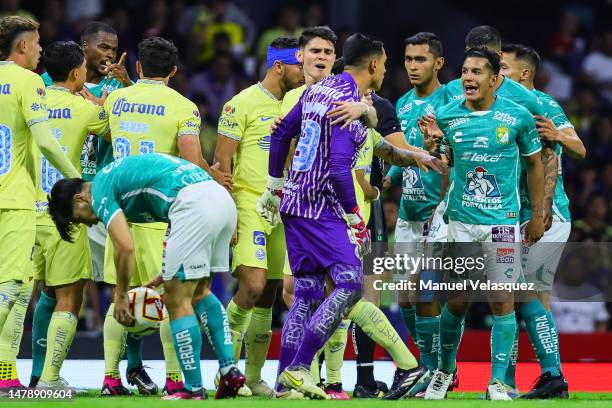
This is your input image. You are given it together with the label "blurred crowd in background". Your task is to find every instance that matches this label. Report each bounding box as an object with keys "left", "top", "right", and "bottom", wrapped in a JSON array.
[{"left": 2, "top": 0, "right": 610, "bottom": 336}]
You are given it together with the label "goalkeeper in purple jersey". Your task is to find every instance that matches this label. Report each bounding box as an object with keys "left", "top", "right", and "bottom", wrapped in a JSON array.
[{"left": 257, "top": 33, "right": 446, "bottom": 399}]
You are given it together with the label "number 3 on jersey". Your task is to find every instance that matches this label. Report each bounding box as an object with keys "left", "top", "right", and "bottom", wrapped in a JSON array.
[
  {"left": 114, "top": 137, "right": 156, "bottom": 158},
  {"left": 292, "top": 120, "right": 320, "bottom": 172},
  {"left": 0, "top": 124, "right": 12, "bottom": 176}
]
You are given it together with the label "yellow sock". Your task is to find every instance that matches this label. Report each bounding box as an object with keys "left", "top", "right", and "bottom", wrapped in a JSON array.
[
  {"left": 244, "top": 307, "right": 272, "bottom": 384},
  {"left": 349, "top": 300, "right": 418, "bottom": 370},
  {"left": 0, "top": 279, "right": 32, "bottom": 367},
  {"left": 310, "top": 349, "right": 322, "bottom": 384},
  {"left": 324, "top": 319, "right": 349, "bottom": 384},
  {"left": 226, "top": 299, "right": 252, "bottom": 363},
  {"left": 104, "top": 304, "right": 127, "bottom": 378},
  {"left": 0, "top": 362, "right": 17, "bottom": 380},
  {"left": 160, "top": 313, "right": 182, "bottom": 381},
  {"left": 40, "top": 312, "right": 78, "bottom": 382},
  {"left": 0, "top": 281, "right": 21, "bottom": 332}
]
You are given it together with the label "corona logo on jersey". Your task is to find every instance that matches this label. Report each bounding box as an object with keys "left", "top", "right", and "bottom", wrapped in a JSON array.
[
  {"left": 402, "top": 166, "right": 426, "bottom": 201},
  {"left": 111, "top": 97, "right": 166, "bottom": 117},
  {"left": 462, "top": 166, "right": 502, "bottom": 209},
  {"left": 47, "top": 107, "right": 72, "bottom": 119}
]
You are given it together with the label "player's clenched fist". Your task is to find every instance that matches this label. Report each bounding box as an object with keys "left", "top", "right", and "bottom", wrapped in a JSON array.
[
  {"left": 256, "top": 176, "right": 284, "bottom": 226},
  {"left": 347, "top": 207, "right": 371, "bottom": 257}
]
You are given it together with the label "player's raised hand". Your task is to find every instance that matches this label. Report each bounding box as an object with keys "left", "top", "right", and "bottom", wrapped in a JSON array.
[
  {"left": 418, "top": 114, "right": 443, "bottom": 152},
  {"left": 113, "top": 291, "right": 135, "bottom": 327},
  {"left": 78, "top": 87, "right": 107, "bottom": 106},
  {"left": 106, "top": 52, "right": 132, "bottom": 87},
  {"left": 256, "top": 176, "right": 284, "bottom": 226},
  {"left": 534, "top": 115, "right": 560, "bottom": 142},
  {"left": 327, "top": 100, "right": 369, "bottom": 129}
]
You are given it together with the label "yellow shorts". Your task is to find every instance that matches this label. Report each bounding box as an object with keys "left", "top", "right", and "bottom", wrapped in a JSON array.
[
  {"left": 103, "top": 222, "right": 166, "bottom": 286},
  {"left": 0, "top": 209, "right": 35, "bottom": 283},
  {"left": 231, "top": 192, "right": 286, "bottom": 280},
  {"left": 283, "top": 252, "right": 293, "bottom": 276},
  {"left": 33, "top": 224, "right": 92, "bottom": 286}
]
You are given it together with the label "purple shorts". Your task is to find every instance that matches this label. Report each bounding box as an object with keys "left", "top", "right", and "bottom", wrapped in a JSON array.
[{"left": 282, "top": 212, "right": 361, "bottom": 275}]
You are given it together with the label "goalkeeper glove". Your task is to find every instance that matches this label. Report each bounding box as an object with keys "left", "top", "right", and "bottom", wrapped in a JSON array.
[
  {"left": 346, "top": 207, "right": 371, "bottom": 257},
  {"left": 256, "top": 176, "right": 284, "bottom": 226}
]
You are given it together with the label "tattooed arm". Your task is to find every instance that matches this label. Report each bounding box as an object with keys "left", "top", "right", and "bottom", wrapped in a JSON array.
[
  {"left": 541, "top": 142, "right": 558, "bottom": 230},
  {"left": 373, "top": 139, "right": 447, "bottom": 174}
]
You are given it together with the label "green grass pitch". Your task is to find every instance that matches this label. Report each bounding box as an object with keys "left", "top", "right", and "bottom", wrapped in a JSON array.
[{"left": 6, "top": 392, "right": 612, "bottom": 407}]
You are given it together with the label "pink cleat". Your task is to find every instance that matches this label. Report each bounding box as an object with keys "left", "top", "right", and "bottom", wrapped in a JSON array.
[
  {"left": 325, "top": 383, "right": 350, "bottom": 400},
  {"left": 449, "top": 372, "right": 459, "bottom": 391},
  {"left": 101, "top": 376, "right": 132, "bottom": 396},
  {"left": 162, "top": 378, "right": 185, "bottom": 396},
  {"left": 161, "top": 388, "right": 206, "bottom": 400},
  {"left": 0, "top": 379, "right": 24, "bottom": 388}
]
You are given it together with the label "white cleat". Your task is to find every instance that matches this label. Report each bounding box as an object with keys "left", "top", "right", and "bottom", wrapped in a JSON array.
[
  {"left": 279, "top": 366, "right": 329, "bottom": 400},
  {"left": 276, "top": 389, "right": 307, "bottom": 399},
  {"left": 247, "top": 379, "right": 274, "bottom": 398},
  {"left": 424, "top": 370, "right": 453, "bottom": 400},
  {"left": 37, "top": 377, "right": 87, "bottom": 394},
  {"left": 486, "top": 380, "right": 513, "bottom": 401}
]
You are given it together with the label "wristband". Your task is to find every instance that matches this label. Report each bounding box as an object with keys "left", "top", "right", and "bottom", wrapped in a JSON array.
[{"left": 373, "top": 186, "right": 381, "bottom": 201}]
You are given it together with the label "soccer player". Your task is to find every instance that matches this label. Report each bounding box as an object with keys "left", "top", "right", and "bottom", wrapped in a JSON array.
[
  {"left": 423, "top": 48, "right": 545, "bottom": 400},
  {"left": 500, "top": 43, "right": 585, "bottom": 398},
  {"left": 99, "top": 36, "right": 233, "bottom": 396},
  {"left": 258, "top": 33, "right": 445, "bottom": 400},
  {"left": 30, "top": 21, "right": 131, "bottom": 388},
  {"left": 384, "top": 32, "right": 452, "bottom": 397},
  {"left": 214, "top": 37, "right": 304, "bottom": 398},
  {"left": 31, "top": 41, "right": 111, "bottom": 388},
  {"left": 443, "top": 26, "right": 562, "bottom": 397},
  {"left": 47, "top": 153, "right": 244, "bottom": 400},
  {"left": 0, "top": 16, "right": 79, "bottom": 386}
]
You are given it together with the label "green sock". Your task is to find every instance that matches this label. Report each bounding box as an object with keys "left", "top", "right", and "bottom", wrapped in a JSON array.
[
  {"left": 520, "top": 300, "right": 560, "bottom": 376},
  {"left": 439, "top": 305, "right": 465, "bottom": 373},
  {"left": 126, "top": 334, "right": 144, "bottom": 371},
  {"left": 244, "top": 307, "right": 272, "bottom": 383},
  {"left": 31, "top": 291, "right": 56, "bottom": 379},
  {"left": 324, "top": 319, "right": 349, "bottom": 384},
  {"left": 415, "top": 315, "right": 440, "bottom": 371},
  {"left": 546, "top": 310, "right": 561, "bottom": 371},
  {"left": 504, "top": 324, "right": 519, "bottom": 388},
  {"left": 349, "top": 300, "right": 418, "bottom": 370},
  {"left": 490, "top": 312, "right": 517, "bottom": 384},
  {"left": 40, "top": 312, "right": 78, "bottom": 382},
  {"left": 104, "top": 304, "right": 127, "bottom": 378},
  {"left": 400, "top": 306, "right": 417, "bottom": 342},
  {"left": 170, "top": 314, "right": 203, "bottom": 391},
  {"left": 194, "top": 293, "right": 234, "bottom": 371},
  {"left": 226, "top": 299, "right": 252, "bottom": 363}
]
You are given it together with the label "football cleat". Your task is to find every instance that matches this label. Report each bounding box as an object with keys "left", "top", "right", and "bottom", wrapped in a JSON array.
[
  {"left": 424, "top": 369, "right": 453, "bottom": 400},
  {"left": 486, "top": 379, "right": 512, "bottom": 401},
  {"left": 101, "top": 376, "right": 132, "bottom": 396},
  {"left": 383, "top": 366, "right": 427, "bottom": 400},
  {"left": 161, "top": 378, "right": 185, "bottom": 396},
  {"left": 449, "top": 371, "right": 460, "bottom": 391},
  {"left": 520, "top": 372, "right": 569, "bottom": 399},
  {"left": 161, "top": 388, "right": 206, "bottom": 400},
  {"left": 215, "top": 367, "right": 246, "bottom": 399},
  {"left": 0, "top": 379, "right": 24, "bottom": 389},
  {"left": 126, "top": 364, "right": 158, "bottom": 395},
  {"left": 276, "top": 389, "right": 307, "bottom": 399},
  {"left": 405, "top": 369, "right": 434, "bottom": 398},
  {"left": 28, "top": 376, "right": 39, "bottom": 388},
  {"left": 279, "top": 366, "right": 330, "bottom": 400},
  {"left": 215, "top": 370, "right": 251, "bottom": 397},
  {"left": 324, "top": 383, "right": 349, "bottom": 399},
  {"left": 247, "top": 379, "right": 275, "bottom": 398}
]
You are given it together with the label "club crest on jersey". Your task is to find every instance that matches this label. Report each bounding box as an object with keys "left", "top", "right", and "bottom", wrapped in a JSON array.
[
  {"left": 253, "top": 231, "right": 266, "bottom": 246},
  {"left": 496, "top": 126, "right": 510, "bottom": 144},
  {"left": 255, "top": 248, "right": 265, "bottom": 261},
  {"left": 462, "top": 166, "right": 502, "bottom": 210},
  {"left": 224, "top": 104, "right": 235, "bottom": 114},
  {"left": 36, "top": 87, "right": 45, "bottom": 96},
  {"left": 401, "top": 167, "right": 426, "bottom": 201}
]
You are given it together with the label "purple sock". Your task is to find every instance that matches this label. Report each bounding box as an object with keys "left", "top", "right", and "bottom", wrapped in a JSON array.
[{"left": 275, "top": 275, "right": 324, "bottom": 391}]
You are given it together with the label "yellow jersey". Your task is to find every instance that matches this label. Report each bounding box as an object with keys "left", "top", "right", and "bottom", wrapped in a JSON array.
[
  {"left": 352, "top": 129, "right": 383, "bottom": 224},
  {"left": 280, "top": 84, "right": 306, "bottom": 116},
  {"left": 104, "top": 79, "right": 200, "bottom": 159},
  {"left": 218, "top": 82, "right": 283, "bottom": 195},
  {"left": 0, "top": 61, "right": 49, "bottom": 210},
  {"left": 35, "top": 85, "right": 109, "bottom": 226}
]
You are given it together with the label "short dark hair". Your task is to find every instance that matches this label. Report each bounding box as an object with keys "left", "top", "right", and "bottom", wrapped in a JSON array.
[
  {"left": 501, "top": 43, "right": 540, "bottom": 73},
  {"left": 80, "top": 21, "right": 116, "bottom": 44},
  {"left": 44, "top": 41, "right": 84, "bottom": 82},
  {"left": 465, "top": 25, "right": 501, "bottom": 52},
  {"left": 138, "top": 37, "right": 177, "bottom": 77},
  {"left": 270, "top": 37, "right": 299, "bottom": 50},
  {"left": 299, "top": 26, "right": 337, "bottom": 48},
  {"left": 464, "top": 47, "right": 501, "bottom": 74},
  {"left": 48, "top": 178, "right": 85, "bottom": 242},
  {"left": 331, "top": 56, "right": 344, "bottom": 75},
  {"left": 0, "top": 16, "right": 39, "bottom": 59},
  {"left": 404, "top": 32, "right": 443, "bottom": 57},
  {"left": 343, "top": 33, "right": 384, "bottom": 67}
]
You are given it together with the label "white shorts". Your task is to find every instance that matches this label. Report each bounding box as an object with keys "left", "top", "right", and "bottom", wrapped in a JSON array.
[
  {"left": 162, "top": 181, "right": 237, "bottom": 282},
  {"left": 88, "top": 222, "right": 107, "bottom": 283},
  {"left": 521, "top": 221, "right": 570, "bottom": 291},
  {"left": 447, "top": 221, "right": 521, "bottom": 284},
  {"left": 394, "top": 218, "right": 427, "bottom": 280}
]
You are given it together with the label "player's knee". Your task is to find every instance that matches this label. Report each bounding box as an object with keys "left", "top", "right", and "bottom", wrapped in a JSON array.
[{"left": 244, "top": 281, "right": 265, "bottom": 304}]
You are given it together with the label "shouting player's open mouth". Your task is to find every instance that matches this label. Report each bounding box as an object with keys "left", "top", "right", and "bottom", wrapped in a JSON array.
[{"left": 464, "top": 84, "right": 479, "bottom": 97}]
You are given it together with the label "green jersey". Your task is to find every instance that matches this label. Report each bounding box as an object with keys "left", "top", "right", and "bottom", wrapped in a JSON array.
[
  {"left": 91, "top": 154, "right": 212, "bottom": 228},
  {"left": 388, "top": 85, "right": 449, "bottom": 222},
  {"left": 438, "top": 96, "right": 541, "bottom": 225},
  {"left": 42, "top": 73, "right": 123, "bottom": 181},
  {"left": 519, "top": 89, "right": 572, "bottom": 222}
]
